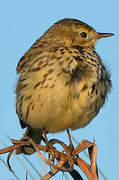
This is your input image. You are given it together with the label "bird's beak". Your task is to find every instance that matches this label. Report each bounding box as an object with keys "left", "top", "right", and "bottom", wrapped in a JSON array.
[{"left": 97, "top": 32, "right": 114, "bottom": 39}]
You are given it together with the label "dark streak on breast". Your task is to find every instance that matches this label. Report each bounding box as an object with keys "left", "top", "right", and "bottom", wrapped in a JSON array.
[
  {"left": 25, "top": 101, "right": 33, "bottom": 121},
  {"left": 57, "top": 72, "right": 62, "bottom": 77},
  {"left": 40, "top": 103, "right": 43, "bottom": 107},
  {"left": 73, "top": 45, "right": 83, "bottom": 53},
  {"left": 33, "top": 81, "right": 42, "bottom": 89},
  {"left": 57, "top": 56, "right": 62, "bottom": 60},
  {"left": 47, "top": 69, "right": 54, "bottom": 74},
  {"left": 25, "top": 104, "right": 30, "bottom": 121},
  {"left": 30, "top": 67, "right": 41, "bottom": 72},
  {"left": 25, "top": 95, "right": 32, "bottom": 100},
  {"left": 31, "top": 103, "right": 35, "bottom": 110},
  {"left": 19, "top": 78, "right": 26, "bottom": 82},
  {"left": 68, "top": 59, "right": 73, "bottom": 66},
  {"left": 73, "top": 55, "right": 82, "bottom": 61},
  {"left": 44, "top": 85, "right": 48, "bottom": 88},
  {"left": 50, "top": 84, "right": 55, "bottom": 88},
  {"left": 91, "top": 84, "right": 95, "bottom": 94},
  {"left": 81, "top": 84, "right": 88, "bottom": 91},
  {"left": 101, "top": 93, "right": 105, "bottom": 100},
  {"left": 65, "top": 47, "right": 70, "bottom": 50}
]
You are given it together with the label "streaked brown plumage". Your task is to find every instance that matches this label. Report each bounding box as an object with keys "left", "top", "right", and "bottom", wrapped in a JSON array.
[{"left": 15, "top": 18, "right": 114, "bottom": 154}]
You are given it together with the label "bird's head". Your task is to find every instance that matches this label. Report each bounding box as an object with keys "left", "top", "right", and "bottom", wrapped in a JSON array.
[{"left": 43, "top": 18, "right": 114, "bottom": 50}]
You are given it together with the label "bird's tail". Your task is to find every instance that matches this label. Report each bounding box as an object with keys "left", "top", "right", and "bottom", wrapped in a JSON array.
[{"left": 16, "top": 127, "right": 42, "bottom": 155}]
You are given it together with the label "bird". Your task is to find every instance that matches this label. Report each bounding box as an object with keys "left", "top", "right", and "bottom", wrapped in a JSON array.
[{"left": 15, "top": 18, "right": 114, "bottom": 154}]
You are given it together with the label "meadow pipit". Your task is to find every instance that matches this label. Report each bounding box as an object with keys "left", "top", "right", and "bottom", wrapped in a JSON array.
[{"left": 16, "top": 18, "right": 114, "bottom": 154}]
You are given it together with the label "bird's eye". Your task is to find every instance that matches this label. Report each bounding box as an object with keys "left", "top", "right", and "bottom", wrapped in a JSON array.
[{"left": 80, "top": 32, "right": 87, "bottom": 38}]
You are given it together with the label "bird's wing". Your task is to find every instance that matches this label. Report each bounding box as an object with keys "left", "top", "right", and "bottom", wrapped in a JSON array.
[{"left": 16, "top": 55, "right": 27, "bottom": 74}]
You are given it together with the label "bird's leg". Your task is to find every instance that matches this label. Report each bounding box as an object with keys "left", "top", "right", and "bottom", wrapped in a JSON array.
[
  {"left": 42, "top": 128, "right": 55, "bottom": 161},
  {"left": 63, "top": 129, "right": 75, "bottom": 171},
  {"left": 67, "top": 129, "right": 75, "bottom": 162},
  {"left": 67, "top": 129, "right": 73, "bottom": 148},
  {"left": 42, "top": 128, "right": 51, "bottom": 153},
  {"left": 42, "top": 128, "right": 49, "bottom": 146}
]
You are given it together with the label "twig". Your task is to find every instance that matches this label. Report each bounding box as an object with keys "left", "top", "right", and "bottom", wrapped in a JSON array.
[
  {"left": 72, "top": 135, "right": 107, "bottom": 180},
  {"left": 0, "top": 136, "right": 99, "bottom": 180},
  {"left": 41, "top": 160, "right": 65, "bottom": 180},
  {"left": 77, "top": 143, "right": 98, "bottom": 180},
  {"left": 69, "top": 169, "right": 83, "bottom": 180}
]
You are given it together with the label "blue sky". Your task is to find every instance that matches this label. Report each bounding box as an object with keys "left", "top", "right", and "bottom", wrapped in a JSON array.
[{"left": 0, "top": 0, "right": 118, "bottom": 179}]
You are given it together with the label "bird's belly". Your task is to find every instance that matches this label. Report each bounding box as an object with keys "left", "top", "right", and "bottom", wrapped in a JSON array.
[
  {"left": 16, "top": 77, "right": 106, "bottom": 132},
  {"left": 17, "top": 81, "right": 74, "bottom": 132},
  {"left": 25, "top": 90, "right": 104, "bottom": 133}
]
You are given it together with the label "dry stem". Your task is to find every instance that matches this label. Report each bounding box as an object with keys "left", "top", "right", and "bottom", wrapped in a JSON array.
[{"left": 0, "top": 136, "right": 99, "bottom": 180}]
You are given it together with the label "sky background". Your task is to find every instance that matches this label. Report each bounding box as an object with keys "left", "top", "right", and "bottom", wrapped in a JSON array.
[{"left": 0, "top": 0, "right": 118, "bottom": 179}]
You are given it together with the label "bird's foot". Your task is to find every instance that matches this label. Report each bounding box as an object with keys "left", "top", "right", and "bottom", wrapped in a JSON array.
[
  {"left": 65, "top": 129, "right": 75, "bottom": 170},
  {"left": 42, "top": 128, "right": 56, "bottom": 161}
]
